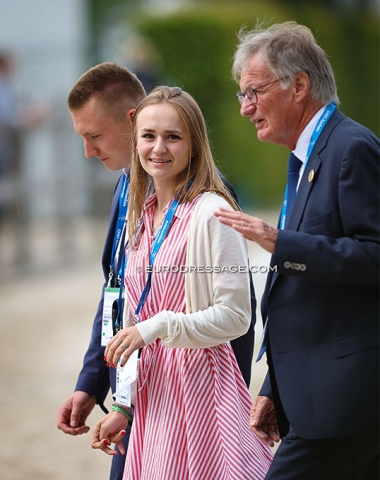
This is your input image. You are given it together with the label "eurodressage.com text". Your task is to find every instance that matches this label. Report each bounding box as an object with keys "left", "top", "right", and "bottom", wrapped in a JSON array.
[{"left": 137, "top": 265, "right": 277, "bottom": 274}]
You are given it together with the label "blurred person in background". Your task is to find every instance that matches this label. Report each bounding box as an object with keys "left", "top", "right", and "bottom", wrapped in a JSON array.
[
  {"left": 57, "top": 63, "right": 256, "bottom": 480},
  {"left": 90, "top": 85, "right": 273, "bottom": 479},
  {"left": 0, "top": 50, "right": 47, "bottom": 223},
  {"left": 0, "top": 51, "right": 18, "bottom": 181},
  {"left": 215, "top": 21, "right": 379, "bottom": 480}
]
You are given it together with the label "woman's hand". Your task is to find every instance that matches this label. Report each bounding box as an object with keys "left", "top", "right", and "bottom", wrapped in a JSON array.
[
  {"left": 91, "top": 411, "right": 128, "bottom": 456},
  {"left": 105, "top": 325, "right": 145, "bottom": 367}
]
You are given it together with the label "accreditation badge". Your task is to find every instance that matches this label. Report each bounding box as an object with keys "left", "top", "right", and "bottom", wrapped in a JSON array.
[
  {"left": 115, "top": 349, "right": 139, "bottom": 407},
  {"left": 101, "top": 287, "right": 120, "bottom": 346}
]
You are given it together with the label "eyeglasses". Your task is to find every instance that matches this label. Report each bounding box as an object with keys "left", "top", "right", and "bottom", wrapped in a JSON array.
[{"left": 236, "top": 77, "right": 288, "bottom": 105}]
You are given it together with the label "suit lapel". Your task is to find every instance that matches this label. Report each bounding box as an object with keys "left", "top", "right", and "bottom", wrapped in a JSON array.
[
  {"left": 286, "top": 109, "right": 344, "bottom": 230},
  {"left": 262, "top": 109, "right": 344, "bottom": 308},
  {"left": 286, "top": 155, "right": 322, "bottom": 230},
  {"left": 102, "top": 174, "right": 124, "bottom": 277}
]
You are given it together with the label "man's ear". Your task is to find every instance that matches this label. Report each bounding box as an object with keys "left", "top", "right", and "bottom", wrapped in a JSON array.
[
  {"left": 127, "top": 108, "right": 136, "bottom": 124},
  {"left": 293, "top": 71, "right": 310, "bottom": 102}
]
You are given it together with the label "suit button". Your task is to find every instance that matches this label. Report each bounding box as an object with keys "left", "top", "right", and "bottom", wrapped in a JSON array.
[
  {"left": 300, "top": 264, "right": 306, "bottom": 271},
  {"left": 284, "top": 261, "right": 291, "bottom": 269}
]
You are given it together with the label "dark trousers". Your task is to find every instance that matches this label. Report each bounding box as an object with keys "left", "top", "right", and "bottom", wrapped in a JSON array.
[
  {"left": 109, "top": 424, "right": 131, "bottom": 480},
  {"left": 266, "top": 426, "right": 379, "bottom": 480}
]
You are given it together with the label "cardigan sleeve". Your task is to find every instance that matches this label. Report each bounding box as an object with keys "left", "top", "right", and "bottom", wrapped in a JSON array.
[{"left": 136, "top": 193, "right": 251, "bottom": 348}]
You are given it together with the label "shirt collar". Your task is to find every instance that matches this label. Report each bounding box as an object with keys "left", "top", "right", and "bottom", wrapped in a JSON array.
[
  {"left": 293, "top": 105, "right": 327, "bottom": 164},
  {"left": 143, "top": 193, "right": 185, "bottom": 218}
]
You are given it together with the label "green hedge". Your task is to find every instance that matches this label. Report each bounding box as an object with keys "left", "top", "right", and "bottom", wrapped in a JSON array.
[{"left": 137, "top": 2, "right": 379, "bottom": 208}]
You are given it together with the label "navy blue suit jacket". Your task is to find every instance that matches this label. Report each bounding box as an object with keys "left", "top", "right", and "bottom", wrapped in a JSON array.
[
  {"left": 260, "top": 109, "right": 379, "bottom": 439},
  {"left": 75, "top": 174, "right": 256, "bottom": 408},
  {"left": 75, "top": 175, "right": 124, "bottom": 405}
]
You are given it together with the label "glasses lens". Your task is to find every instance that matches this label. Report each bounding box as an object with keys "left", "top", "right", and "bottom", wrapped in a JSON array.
[
  {"left": 236, "top": 91, "right": 244, "bottom": 104},
  {"left": 236, "top": 88, "right": 257, "bottom": 105},
  {"left": 246, "top": 87, "right": 257, "bottom": 104}
]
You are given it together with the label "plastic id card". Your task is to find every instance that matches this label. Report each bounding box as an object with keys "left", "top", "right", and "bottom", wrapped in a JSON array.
[
  {"left": 101, "top": 287, "right": 120, "bottom": 346},
  {"left": 115, "top": 349, "right": 139, "bottom": 407}
]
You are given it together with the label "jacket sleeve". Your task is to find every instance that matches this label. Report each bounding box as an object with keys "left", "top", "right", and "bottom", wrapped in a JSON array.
[
  {"left": 74, "top": 289, "right": 110, "bottom": 405},
  {"left": 74, "top": 175, "right": 124, "bottom": 405},
  {"left": 259, "top": 371, "right": 273, "bottom": 399}
]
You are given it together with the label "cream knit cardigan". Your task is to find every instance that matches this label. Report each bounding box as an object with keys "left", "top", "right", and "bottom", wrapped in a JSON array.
[{"left": 124, "top": 192, "right": 251, "bottom": 348}]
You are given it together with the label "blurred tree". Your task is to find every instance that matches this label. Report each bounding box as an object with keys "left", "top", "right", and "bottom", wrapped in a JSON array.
[
  {"left": 137, "top": 2, "right": 378, "bottom": 207},
  {"left": 86, "top": 0, "right": 379, "bottom": 208},
  {"left": 194, "top": 0, "right": 379, "bottom": 14},
  {"left": 87, "top": 0, "right": 142, "bottom": 62}
]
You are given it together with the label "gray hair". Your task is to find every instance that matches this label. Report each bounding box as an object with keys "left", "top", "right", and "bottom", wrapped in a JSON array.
[{"left": 232, "top": 21, "right": 339, "bottom": 105}]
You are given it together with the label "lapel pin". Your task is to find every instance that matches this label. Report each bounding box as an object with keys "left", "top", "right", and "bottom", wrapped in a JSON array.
[{"left": 308, "top": 169, "right": 315, "bottom": 183}]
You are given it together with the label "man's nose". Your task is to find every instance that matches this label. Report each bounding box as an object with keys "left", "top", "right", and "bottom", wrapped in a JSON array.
[
  {"left": 240, "top": 98, "right": 257, "bottom": 117},
  {"left": 84, "top": 140, "right": 99, "bottom": 159}
]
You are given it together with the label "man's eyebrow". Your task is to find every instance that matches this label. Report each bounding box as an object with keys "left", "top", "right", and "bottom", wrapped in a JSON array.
[{"left": 76, "top": 130, "right": 99, "bottom": 137}]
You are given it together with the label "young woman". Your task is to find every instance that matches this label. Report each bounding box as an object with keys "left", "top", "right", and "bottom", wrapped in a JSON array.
[{"left": 91, "top": 86, "right": 273, "bottom": 479}]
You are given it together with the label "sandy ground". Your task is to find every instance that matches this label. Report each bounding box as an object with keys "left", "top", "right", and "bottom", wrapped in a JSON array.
[{"left": 0, "top": 214, "right": 275, "bottom": 480}]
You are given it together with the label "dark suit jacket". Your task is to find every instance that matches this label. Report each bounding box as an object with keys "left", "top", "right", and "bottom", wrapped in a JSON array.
[
  {"left": 75, "top": 175, "right": 124, "bottom": 406},
  {"left": 260, "top": 109, "right": 380, "bottom": 439},
  {"left": 75, "top": 174, "right": 256, "bottom": 409}
]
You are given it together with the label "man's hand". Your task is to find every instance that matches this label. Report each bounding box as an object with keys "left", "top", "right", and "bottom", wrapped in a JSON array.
[
  {"left": 250, "top": 395, "right": 280, "bottom": 447},
  {"left": 91, "top": 411, "right": 129, "bottom": 456},
  {"left": 57, "top": 391, "right": 96, "bottom": 435},
  {"left": 214, "top": 208, "right": 278, "bottom": 254}
]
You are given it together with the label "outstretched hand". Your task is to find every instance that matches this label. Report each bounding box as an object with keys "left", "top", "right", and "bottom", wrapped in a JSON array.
[
  {"left": 250, "top": 395, "right": 280, "bottom": 447},
  {"left": 214, "top": 207, "right": 278, "bottom": 254}
]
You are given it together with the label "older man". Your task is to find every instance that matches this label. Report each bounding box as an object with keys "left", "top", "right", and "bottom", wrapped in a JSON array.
[{"left": 216, "top": 21, "right": 379, "bottom": 479}]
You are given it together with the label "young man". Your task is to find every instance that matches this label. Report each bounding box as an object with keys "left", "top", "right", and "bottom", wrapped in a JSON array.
[{"left": 57, "top": 62, "right": 145, "bottom": 479}]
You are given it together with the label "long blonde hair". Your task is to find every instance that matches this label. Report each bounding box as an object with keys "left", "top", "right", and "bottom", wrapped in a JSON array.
[{"left": 128, "top": 86, "right": 238, "bottom": 240}]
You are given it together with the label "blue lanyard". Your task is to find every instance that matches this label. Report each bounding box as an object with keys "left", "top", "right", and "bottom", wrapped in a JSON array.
[
  {"left": 280, "top": 103, "right": 336, "bottom": 229},
  {"left": 113, "top": 226, "right": 128, "bottom": 331},
  {"left": 134, "top": 198, "right": 180, "bottom": 321},
  {"left": 110, "top": 174, "right": 130, "bottom": 281}
]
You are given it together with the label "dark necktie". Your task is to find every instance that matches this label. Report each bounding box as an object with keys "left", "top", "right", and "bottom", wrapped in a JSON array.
[
  {"left": 285, "top": 153, "right": 302, "bottom": 227},
  {"left": 256, "top": 154, "right": 303, "bottom": 362}
]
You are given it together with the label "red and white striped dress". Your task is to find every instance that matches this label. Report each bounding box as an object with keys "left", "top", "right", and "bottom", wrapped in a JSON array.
[{"left": 123, "top": 194, "right": 273, "bottom": 480}]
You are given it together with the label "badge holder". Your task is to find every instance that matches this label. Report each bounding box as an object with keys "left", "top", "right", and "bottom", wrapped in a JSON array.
[
  {"left": 101, "top": 287, "right": 120, "bottom": 346},
  {"left": 115, "top": 349, "right": 139, "bottom": 407}
]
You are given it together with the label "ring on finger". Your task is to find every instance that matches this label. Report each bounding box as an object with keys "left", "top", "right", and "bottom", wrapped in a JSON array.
[{"left": 120, "top": 343, "right": 126, "bottom": 350}]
